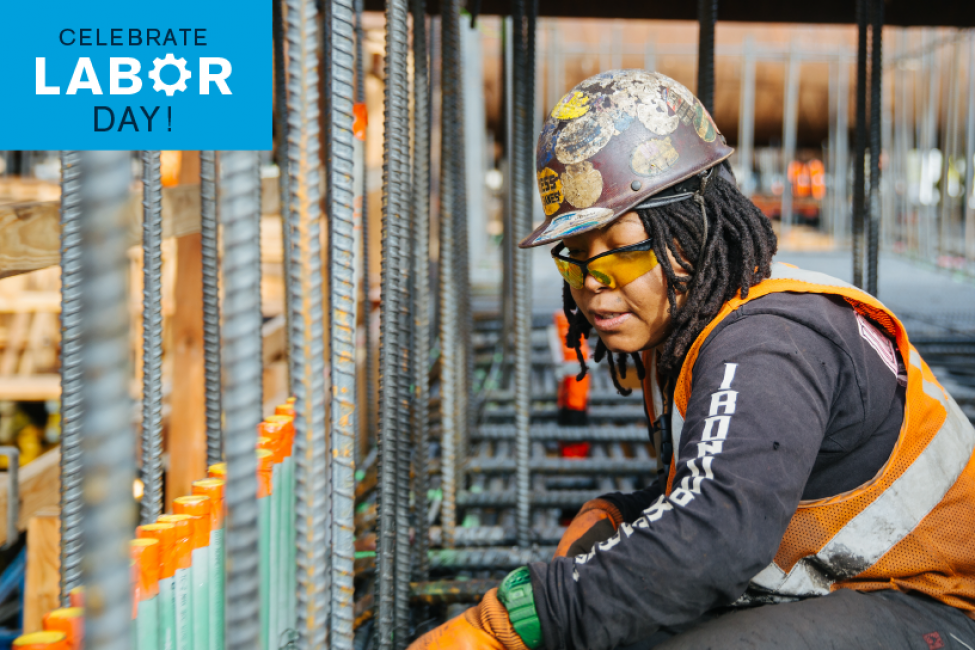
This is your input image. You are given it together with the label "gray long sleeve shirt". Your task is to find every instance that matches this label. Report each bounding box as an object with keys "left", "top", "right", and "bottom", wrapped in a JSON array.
[{"left": 529, "top": 292, "right": 906, "bottom": 650}]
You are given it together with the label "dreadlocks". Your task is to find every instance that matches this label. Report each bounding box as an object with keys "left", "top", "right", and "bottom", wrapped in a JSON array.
[{"left": 562, "top": 172, "right": 778, "bottom": 395}]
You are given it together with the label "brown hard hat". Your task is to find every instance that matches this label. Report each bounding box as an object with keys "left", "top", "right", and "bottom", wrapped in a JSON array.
[{"left": 521, "top": 69, "right": 734, "bottom": 248}]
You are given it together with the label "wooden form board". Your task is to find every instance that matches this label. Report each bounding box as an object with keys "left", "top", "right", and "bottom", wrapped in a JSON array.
[
  {"left": 0, "top": 446, "right": 60, "bottom": 546},
  {"left": 23, "top": 507, "right": 60, "bottom": 634}
]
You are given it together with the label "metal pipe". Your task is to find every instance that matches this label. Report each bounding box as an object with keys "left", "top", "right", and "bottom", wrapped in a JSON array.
[
  {"left": 835, "top": 57, "right": 850, "bottom": 244},
  {"left": 965, "top": 34, "right": 975, "bottom": 264},
  {"left": 140, "top": 151, "right": 165, "bottom": 525},
  {"left": 852, "top": 0, "right": 869, "bottom": 288},
  {"left": 696, "top": 0, "right": 717, "bottom": 114},
  {"left": 58, "top": 150, "right": 83, "bottom": 606},
  {"left": 737, "top": 36, "right": 756, "bottom": 195},
  {"left": 781, "top": 48, "right": 800, "bottom": 234},
  {"left": 219, "top": 151, "right": 263, "bottom": 650},
  {"left": 201, "top": 151, "right": 222, "bottom": 467},
  {"left": 866, "top": 0, "right": 883, "bottom": 295},
  {"left": 326, "top": 0, "right": 358, "bottom": 644},
  {"left": 79, "top": 150, "right": 135, "bottom": 650}
]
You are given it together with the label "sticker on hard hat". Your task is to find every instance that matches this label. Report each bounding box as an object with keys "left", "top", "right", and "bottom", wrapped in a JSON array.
[
  {"left": 630, "top": 136, "right": 679, "bottom": 177},
  {"left": 551, "top": 91, "right": 590, "bottom": 120},
  {"left": 539, "top": 207, "right": 613, "bottom": 242},
  {"left": 537, "top": 122, "right": 560, "bottom": 168},
  {"left": 556, "top": 111, "right": 615, "bottom": 165},
  {"left": 561, "top": 161, "right": 603, "bottom": 209},
  {"left": 537, "top": 167, "right": 565, "bottom": 216}
]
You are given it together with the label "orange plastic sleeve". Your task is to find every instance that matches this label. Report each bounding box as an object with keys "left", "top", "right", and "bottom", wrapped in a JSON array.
[
  {"left": 157, "top": 514, "right": 194, "bottom": 570},
  {"left": 208, "top": 462, "right": 227, "bottom": 479},
  {"left": 136, "top": 523, "right": 176, "bottom": 579},
  {"left": 265, "top": 415, "right": 295, "bottom": 458},
  {"left": 257, "top": 449, "right": 274, "bottom": 499},
  {"left": 130, "top": 539, "right": 160, "bottom": 600},
  {"left": 173, "top": 496, "right": 212, "bottom": 548},
  {"left": 353, "top": 102, "right": 368, "bottom": 141},
  {"left": 274, "top": 402, "right": 296, "bottom": 418},
  {"left": 256, "top": 433, "right": 284, "bottom": 464},
  {"left": 192, "top": 479, "right": 225, "bottom": 531},
  {"left": 42, "top": 608, "right": 83, "bottom": 648}
]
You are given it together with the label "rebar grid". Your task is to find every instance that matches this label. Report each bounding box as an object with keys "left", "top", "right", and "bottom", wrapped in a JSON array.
[
  {"left": 696, "top": 0, "right": 717, "bottom": 114},
  {"left": 220, "top": 151, "right": 263, "bottom": 650},
  {"left": 286, "top": 0, "right": 330, "bottom": 644},
  {"left": 201, "top": 150, "right": 223, "bottom": 466},
  {"left": 140, "top": 151, "right": 165, "bottom": 525},
  {"left": 510, "top": 0, "right": 536, "bottom": 549},
  {"left": 59, "top": 151, "right": 83, "bottom": 606},
  {"left": 326, "top": 0, "right": 358, "bottom": 644},
  {"left": 866, "top": 0, "right": 883, "bottom": 296},
  {"left": 411, "top": 0, "right": 432, "bottom": 583},
  {"left": 378, "top": 0, "right": 411, "bottom": 643},
  {"left": 852, "top": 0, "right": 868, "bottom": 288},
  {"left": 79, "top": 150, "right": 136, "bottom": 650}
]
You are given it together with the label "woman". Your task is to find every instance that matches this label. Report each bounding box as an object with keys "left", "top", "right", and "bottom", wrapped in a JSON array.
[{"left": 410, "top": 70, "right": 975, "bottom": 650}]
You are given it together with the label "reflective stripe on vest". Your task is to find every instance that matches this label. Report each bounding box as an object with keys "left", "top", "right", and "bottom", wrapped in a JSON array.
[{"left": 658, "top": 262, "right": 975, "bottom": 609}]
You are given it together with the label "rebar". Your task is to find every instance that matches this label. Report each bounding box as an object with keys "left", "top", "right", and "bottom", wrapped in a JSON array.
[
  {"left": 379, "top": 0, "right": 411, "bottom": 642},
  {"left": 220, "top": 151, "right": 263, "bottom": 650},
  {"left": 58, "top": 151, "right": 83, "bottom": 606},
  {"left": 274, "top": 0, "right": 295, "bottom": 394},
  {"left": 79, "top": 150, "right": 136, "bottom": 650},
  {"left": 468, "top": 457, "right": 658, "bottom": 475},
  {"left": 696, "top": 0, "right": 717, "bottom": 114},
  {"left": 140, "top": 151, "right": 165, "bottom": 525},
  {"left": 457, "top": 489, "right": 605, "bottom": 509},
  {"left": 866, "top": 0, "right": 883, "bottom": 295},
  {"left": 510, "top": 0, "right": 536, "bottom": 549},
  {"left": 286, "top": 0, "right": 329, "bottom": 644},
  {"left": 201, "top": 151, "right": 223, "bottom": 466},
  {"left": 966, "top": 35, "right": 975, "bottom": 264},
  {"left": 326, "top": 0, "right": 358, "bottom": 644},
  {"left": 473, "top": 424, "right": 649, "bottom": 442},
  {"left": 852, "top": 0, "right": 869, "bottom": 288}
]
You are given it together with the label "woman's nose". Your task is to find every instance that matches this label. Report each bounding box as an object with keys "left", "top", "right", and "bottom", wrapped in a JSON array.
[{"left": 583, "top": 271, "right": 606, "bottom": 292}]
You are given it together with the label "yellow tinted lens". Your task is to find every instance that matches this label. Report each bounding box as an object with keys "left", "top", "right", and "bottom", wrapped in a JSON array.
[
  {"left": 554, "top": 257, "right": 585, "bottom": 288},
  {"left": 589, "top": 249, "right": 659, "bottom": 289}
]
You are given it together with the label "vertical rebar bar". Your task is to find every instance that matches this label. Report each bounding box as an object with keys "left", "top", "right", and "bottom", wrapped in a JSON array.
[
  {"left": 220, "top": 151, "right": 263, "bottom": 650},
  {"left": 274, "top": 0, "right": 295, "bottom": 397},
  {"left": 411, "top": 0, "right": 432, "bottom": 583},
  {"left": 737, "top": 36, "right": 755, "bottom": 195},
  {"left": 140, "top": 151, "right": 165, "bottom": 525},
  {"left": 866, "top": 0, "right": 883, "bottom": 295},
  {"left": 326, "top": 0, "right": 357, "bottom": 645},
  {"left": 781, "top": 48, "right": 800, "bottom": 234},
  {"left": 836, "top": 56, "right": 850, "bottom": 244},
  {"left": 511, "top": 0, "right": 535, "bottom": 549},
  {"left": 853, "top": 0, "right": 869, "bottom": 288},
  {"left": 201, "top": 151, "right": 223, "bottom": 466},
  {"left": 965, "top": 34, "right": 975, "bottom": 264},
  {"left": 696, "top": 0, "right": 717, "bottom": 114},
  {"left": 59, "top": 151, "right": 83, "bottom": 606},
  {"left": 286, "top": 0, "right": 329, "bottom": 644},
  {"left": 79, "top": 150, "right": 135, "bottom": 650}
]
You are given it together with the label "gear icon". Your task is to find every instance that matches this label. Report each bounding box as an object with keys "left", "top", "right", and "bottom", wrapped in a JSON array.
[{"left": 148, "top": 54, "right": 192, "bottom": 96}]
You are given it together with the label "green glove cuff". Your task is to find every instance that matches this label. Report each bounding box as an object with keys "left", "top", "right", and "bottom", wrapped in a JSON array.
[{"left": 497, "top": 567, "right": 543, "bottom": 650}]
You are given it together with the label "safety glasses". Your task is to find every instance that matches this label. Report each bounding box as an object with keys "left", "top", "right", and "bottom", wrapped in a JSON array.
[{"left": 552, "top": 239, "right": 659, "bottom": 290}]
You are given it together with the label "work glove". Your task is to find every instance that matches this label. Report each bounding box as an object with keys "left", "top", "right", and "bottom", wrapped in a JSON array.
[
  {"left": 554, "top": 498, "right": 623, "bottom": 558},
  {"left": 407, "top": 588, "right": 529, "bottom": 650}
]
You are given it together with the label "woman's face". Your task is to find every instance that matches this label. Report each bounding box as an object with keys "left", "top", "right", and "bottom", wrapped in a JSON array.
[{"left": 561, "top": 212, "right": 685, "bottom": 354}]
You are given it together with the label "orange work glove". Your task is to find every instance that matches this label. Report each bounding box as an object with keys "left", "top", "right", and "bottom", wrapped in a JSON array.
[
  {"left": 407, "top": 588, "right": 529, "bottom": 650},
  {"left": 554, "top": 498, "right": 623, "bottom": 558}
]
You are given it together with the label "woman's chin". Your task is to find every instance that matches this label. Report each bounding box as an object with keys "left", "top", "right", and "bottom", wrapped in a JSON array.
[{"left": 598, "top": 331, "right": 643, "bottom": 355}]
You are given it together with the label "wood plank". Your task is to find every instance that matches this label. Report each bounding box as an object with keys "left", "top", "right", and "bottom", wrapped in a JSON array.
[
  {"left": 0, "top": 447, "right": 61, "bottom": 546},
  {"left": 0, "top": 312, "right": 30, "bottom": 375},
  {"left": 0, "top": 375, "right": 60, "bottom": 401},
  {"left": 0, "top": 292, "right": 61, "bottom": 313},
  {"left": 23, "top": 507, "right": 60, "bottom": 633}
]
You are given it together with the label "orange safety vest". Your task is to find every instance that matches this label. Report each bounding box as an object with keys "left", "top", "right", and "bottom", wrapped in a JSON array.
[{"left": 642, "top": 262, "right": 975, "bottom": 616}]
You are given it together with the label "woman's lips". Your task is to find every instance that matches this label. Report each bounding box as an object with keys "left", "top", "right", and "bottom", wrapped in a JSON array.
[{"left": 592, "top": 311, "right": 631, "bottom": 332}]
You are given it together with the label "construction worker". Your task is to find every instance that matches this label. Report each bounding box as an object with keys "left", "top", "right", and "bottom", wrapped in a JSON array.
[{"left": 409, "top": 70, "right": 975, "bottom": 649}]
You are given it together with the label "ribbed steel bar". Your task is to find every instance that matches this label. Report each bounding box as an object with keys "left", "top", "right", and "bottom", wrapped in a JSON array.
[
  {"left": 427, "top": 548, "right": 554, "bottom": 570},
  {"left": 274, "top": 0, "right": 296, "bottom": 394},
  {"left": 696, "top": 0, "right": 717, "bottom": 114},
  {"left": 220, "top": 151, "right": 263, "bottom": 650},
  {"left": 458, "top": 489, "right": 604, "bottom": 509},
  {"left": 852, "top": 0, "right": 868, "bottom": 288},
  {"left": 140, "top": 151, "right": 165, "bottom": 525},
  {"left": 468, "top": 457, "right": 658, "bottom": 475},
  {"left": 428, "top": 526, "right": 565, "bottom": 547},
  {"left": 286, "top": 0, "right": 329, "bottom": 644},
  {"left": 79, "top": 150, "right": 135, "bottom": 650},
  {"left": 510, "top": 0, "right": 536, "bottom": 549},
  {"left": 59, "top": 151, "right": 83, "bottom": 606},
  {"left": 201, "top": 150, "right": 223, "bottom": 466},
  {"left": 866, "top": 0, "right": 883, "bottom": 296},
  {"left": 473, "top": 424, "right": 649, "bottom": 442},
  {"left": 411, "top": 0, "right": 432, "bottom": 583},
  {"left": 438, "top": 0, "right": 462, "bottom": 552},
  {"left": 326, "top": 0, "right": 357, "bottom": 644}
]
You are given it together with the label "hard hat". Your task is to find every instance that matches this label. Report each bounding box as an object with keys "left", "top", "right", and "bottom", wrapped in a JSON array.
[{"left": 521, "top": 69, "right": 733, "bottom": 248}]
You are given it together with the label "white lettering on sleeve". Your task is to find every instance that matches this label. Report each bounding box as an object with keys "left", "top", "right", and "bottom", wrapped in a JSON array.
[{"left": 709, "top": 390, "right": 738, "bottom": 416}]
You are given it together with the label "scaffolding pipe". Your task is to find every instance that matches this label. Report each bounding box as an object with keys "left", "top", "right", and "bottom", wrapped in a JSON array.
[
  {"left": 140, "top": 151, "right": 165, "bottom": 525},
  {"left": 852, "top": 0, "right": 869, "bottom": 288},
  {"left": 866, "top": 0, "right": 883, "bottom": 295},
  {"left": 79, "top": 150, "right": 135, "bottom": 650},
  {"left": 326, "top": 0, "right": 358, "bottom": 644},
  {"left": 58, "top": 150, "right": 83, "bottom": 606},
  {"left": 696, "top": 0, "right": 717, "bottom": 113},
  {"left": 511, "top": 0, "right": 536, "bottom": 549},
  {"left": 201, "top": 150, "right": 222, "bottom": 467},
  {"left": 219, "top": 150, "right": 263, "bottom": 650}
]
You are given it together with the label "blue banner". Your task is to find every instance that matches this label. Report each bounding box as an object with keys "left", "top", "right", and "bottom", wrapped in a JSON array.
[{"left": 1, "top": 0, "right": 271, "bottom": 150}]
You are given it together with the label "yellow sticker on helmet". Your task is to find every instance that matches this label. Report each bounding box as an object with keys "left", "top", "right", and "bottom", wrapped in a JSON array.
[
  {"left": 551, "top": 91, "right": 590, "bottom": 120},
  {"left": 537, "top": 167, "right": 564, "bottom": 216}
]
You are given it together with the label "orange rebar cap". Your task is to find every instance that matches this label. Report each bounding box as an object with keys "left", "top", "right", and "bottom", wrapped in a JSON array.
[
  {"left": 264, "top": 415, "right": 295, "bottom": 458},
  {"left": 173, "top": 496, "right": 212, "bottom": 547},
  {"left": 156, "top": 514, "right": 194, "bottom": 570},
  {"left": 13, "top": 631, "right": 68, "bottom": 649},
  {"left": 275, "top": 400, "right": 295, "bottom": 418},
  {"left": 257, "top": 449, "right": 274, "bottom": 499},
  {"left": 208, "top": 462, "right": 227, "bottom": 480},
  {"left": 136, "top": 523, "right": 176, "bottom": 579},
  {"left": 256, "top": 433, "right": 284, "bottom": 464},
  {"left": 42, "top": 608, "right": 83, "bottom": 650},
  {"left": 67, "top": 586, "right": 84, "bottom": 608},
  {"left": 192, "top": 479, "right": 225, "bottom": 531},
  {"left": 130, "top": 538, "right": 160, "bottom": 601}
]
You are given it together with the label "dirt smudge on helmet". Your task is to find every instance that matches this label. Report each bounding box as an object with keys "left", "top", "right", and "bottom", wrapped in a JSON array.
[{"left": 561, "top": 161, "right": 604, "bottom": 209}]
